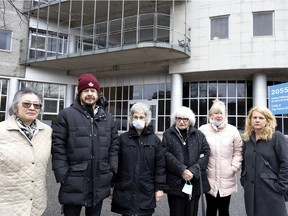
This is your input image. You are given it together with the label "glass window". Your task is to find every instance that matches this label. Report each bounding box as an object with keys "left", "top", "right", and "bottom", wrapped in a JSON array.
[
  {"left": 158, "top": 100, "right": 164, "bottom": 115},
  {"left": 0, "top": 29, "right": 12, "bottom": 51},
  {"left": 253, "top": 11, "right": 273, "bottom": 36},
  {"left": 116, "top": 87, "right": 122, "bottom": 100},
  {"left": 0, "top": 79, "right": 8, "bottom": 118},
  {"left": 185, "top": 80, "right": 253, "bottom": 130},
  {"left": 130, "top": 85, "right": 142, "bottom": 100},
  {"left": 44, "top": 100, "right": 58, "bottom": 113},
  {"left": 29, "top": 30, "right": 68, "bottom": 59},
  {"left": 210, "top": 15, "right": 229, "bottom": 40},
  {"left": 199, "top": 82, "right": 207, "bottom": 97},
  {"left": 190, "top": 82, "right": 198, "bottom": 97},
  {"left": 228, "top": 99, "right": 236, "bottom": 115},
  {"left": 218, "top": 81, "right": 226, "bottom": 97},
  {"left": 183, "top": 82, "right": 190, "bottom": 98},
  {"left": 209, "top": 82, "right": 217, "bottom": 97},
  {"left": 143, "top": 84, "right": 157, "bottom": 100},
  {"left": 228, "top": 81, "right": 236, "bottom": 97},
  {"left": 158, "top": 84, "right": 166, "bottom": 99},
  {"left": 123, "top": 86, "right": 129, "bottom": 100}
]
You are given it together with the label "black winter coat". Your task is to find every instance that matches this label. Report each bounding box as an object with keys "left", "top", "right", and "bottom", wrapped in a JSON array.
[
  {"left": 241, "top": 131, "right": 288, "bottom": 216},
  {"left": 162, "top": 125, "right": 211, "bottom": 197},
  {"left": 52, "top": 100, "right": 119, "bottom": 207},
  {"left": 111, "top": 126, "right": 166, "bottom": 215}
]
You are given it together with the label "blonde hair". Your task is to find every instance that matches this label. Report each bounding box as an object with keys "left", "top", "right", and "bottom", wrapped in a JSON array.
[
  {"left": 243, "top": 106, "right": 276, "bottom": 141},
  {"left": 208, "top": 99, "right": 226, "bottom": 118},
  {"left": 171, "top": 106, "right": 196, "bottom": 126}
]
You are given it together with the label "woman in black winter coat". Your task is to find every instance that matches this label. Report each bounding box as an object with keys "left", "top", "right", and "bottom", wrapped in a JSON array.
[
  {"left": 241, "top": 106, "right": 288, "bottom": 216},
  {"left": 111, "top": 102, "right": 166, "bottom": 216},
  {"left": 162, "top": 106, "right": 210, "bottom": 216}
]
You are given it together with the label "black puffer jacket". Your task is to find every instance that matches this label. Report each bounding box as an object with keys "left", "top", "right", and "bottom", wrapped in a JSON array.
[
  {"left": 111, "top": 125, "right": 166, "bottom": 215},
  {"left": 52, "top": 100, "right": 118, "bottom": 207},
  {"left": 162, "top": 125, "right": 210, "bottom": 197}
]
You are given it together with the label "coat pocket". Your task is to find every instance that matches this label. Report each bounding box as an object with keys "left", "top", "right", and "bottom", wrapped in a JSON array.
[
  {"left": 260, "top": 172, "right": 278, "bottom": 192},
  {"left": 112, "top": 180, "right": 133, "bottom": 210},
  {"left": 139, "top": 180, "right": 156, "bottom": 210},
  {"left": 61, "top": 162, "right": 89, "bottom": 193},
  {"left": 98, "top": 160, "right": 111, "bottom": 174}
]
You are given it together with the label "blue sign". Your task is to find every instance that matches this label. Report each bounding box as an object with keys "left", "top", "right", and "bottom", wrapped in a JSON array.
[{"left": 268, "top": 83, "right": 288, "bottom": 115}]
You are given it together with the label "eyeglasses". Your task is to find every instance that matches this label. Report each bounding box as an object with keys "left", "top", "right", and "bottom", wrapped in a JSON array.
[
  {"left": 133, "top": 116, "right": 145, "bottom": 120},
  {"left": 22, "top": 102, "right": 42, "bottom": 110},
  {"left": 176, "top": 117, "right": 189, "bottom": 123}
]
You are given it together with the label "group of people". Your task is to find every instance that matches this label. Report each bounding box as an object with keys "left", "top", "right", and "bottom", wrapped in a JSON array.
[{"left": 0, "top": 73, "right": 288, "bottom": 216}]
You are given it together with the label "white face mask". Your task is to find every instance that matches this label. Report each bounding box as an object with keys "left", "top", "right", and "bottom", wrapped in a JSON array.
[
  {"left": 213, "top": 120, "right": 223, "bottom": 127},
  {"left": 132, "top": 119, "right": 145, "bottom": 130}
]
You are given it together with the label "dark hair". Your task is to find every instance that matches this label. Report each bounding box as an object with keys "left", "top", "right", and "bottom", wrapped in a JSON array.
[{"left": 8, "top": 88, "right": 43, "bottom": 115}]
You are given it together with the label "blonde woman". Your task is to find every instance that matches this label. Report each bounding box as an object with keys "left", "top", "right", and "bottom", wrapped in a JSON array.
[
  {"left": 199, "top": 99, "right": 243, "bottom": 216},
  {"left": 241, "top": 106, "right": 288, "bottom": 216}
]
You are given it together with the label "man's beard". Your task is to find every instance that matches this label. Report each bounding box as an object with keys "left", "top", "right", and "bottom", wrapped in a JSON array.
[{"left": 81, "top": 96, "right": 96, "bottom": 106}]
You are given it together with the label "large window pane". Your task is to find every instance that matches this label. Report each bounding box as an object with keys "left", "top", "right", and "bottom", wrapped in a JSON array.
[
  {"left": 253, "top": 11, "right": 273, "bottom": 36},
  {"left": 0, "top": 29, "right": 12, "bottom": 51},
  {"left": 199, "top": 82, "right": 207, "bottom": 97},
  {"left": 210, "top": 15, "right": 229, "bottom": 40},
  {"left": 228, "top": 82, "right": 236, "bottom": 97},
  {"left": 130, "top": 85, "right": 142, "bottom": 100},
  {"left": 209, "top": 82, "right": 217, "bottom": 97},
  {"left": 44, "top": 100, "right": 58, "bottom": 112},
  {"left": 143, "top": 84, "right": 157, "bottom": 99}
]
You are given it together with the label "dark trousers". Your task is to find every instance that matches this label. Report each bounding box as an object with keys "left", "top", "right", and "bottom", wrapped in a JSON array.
[
  {"left": 167, "top": 194, "right": 200, "bottom": 216},
  {"left": 63, "top": 201, "right": 103, "bottom": 216},
  {"left": 205, "top": 193, "right": 231, "bottom": 216}
]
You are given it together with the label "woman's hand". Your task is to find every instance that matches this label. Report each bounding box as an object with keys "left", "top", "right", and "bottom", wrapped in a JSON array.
[
  {"left": 155, "top": 190, "right": 164, "bottom": 201},
  {"left": 182, "top": 169, "right": 193, "bottom": 181},
  {"left": 109, "top": 187, "right": 114, "bottom": 200}
]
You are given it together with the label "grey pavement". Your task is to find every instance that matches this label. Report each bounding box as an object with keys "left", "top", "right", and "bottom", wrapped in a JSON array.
[{"left": 44, "top": 159, "right": 287, "bottom": 216}]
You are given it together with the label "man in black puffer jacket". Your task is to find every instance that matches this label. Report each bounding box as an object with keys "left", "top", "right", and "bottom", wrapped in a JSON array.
[{"left": 52, "top": 73, "right": 119, "bottom": 216}]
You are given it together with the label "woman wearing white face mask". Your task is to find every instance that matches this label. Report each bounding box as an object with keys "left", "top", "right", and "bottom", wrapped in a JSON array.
[
  {"left": 111, "top": 102, "right": 166, "bottom": 216},
  {"left": 199, "top": 99, "right": 243, "bottom": 216}
]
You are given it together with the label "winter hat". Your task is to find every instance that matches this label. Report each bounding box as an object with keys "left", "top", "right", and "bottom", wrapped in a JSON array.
[{"left": 77, "top": 73, "right": 100, "bottom": 93}]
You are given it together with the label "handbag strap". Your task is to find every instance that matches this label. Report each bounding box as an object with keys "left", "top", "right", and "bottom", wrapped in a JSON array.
[{"left": 196, "top": 164, "right": 206, "bottom": 216}]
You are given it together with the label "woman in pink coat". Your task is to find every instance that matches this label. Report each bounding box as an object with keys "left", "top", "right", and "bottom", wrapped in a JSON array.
[{"left": 199, "top": 99, "right": 243, "bottom": 216}]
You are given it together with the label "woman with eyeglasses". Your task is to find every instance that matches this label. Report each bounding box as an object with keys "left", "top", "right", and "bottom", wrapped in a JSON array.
[
  {"left": 0, "top": 88, "right": 52, "bottom": 215},
  {"left": 162, "top": 106, "right": 210, "bottom": 216},
  {"left": 111, "top": 102, "right": 166, "bottom": 216},
  {"left": 199, "top": 99, "right": 243, "bottom": 216}
]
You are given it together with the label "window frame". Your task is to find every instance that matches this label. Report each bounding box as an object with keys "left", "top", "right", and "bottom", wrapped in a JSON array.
[
  {"left": 0, "top": 29, "right": 12, "bottom": 52},
  {"left": 210, "top": 15, "right": 229, "bottom": 40},
  {"left": 253, "top": 11, "right": 274, "bottom": 37}
]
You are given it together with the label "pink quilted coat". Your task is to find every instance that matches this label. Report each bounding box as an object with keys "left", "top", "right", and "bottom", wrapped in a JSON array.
[
  {"left": 199, "top": 122, "right": 243, "bottom": 197},
  {"left": 0, "top": 115, "right": 52, "bottom": 216}
]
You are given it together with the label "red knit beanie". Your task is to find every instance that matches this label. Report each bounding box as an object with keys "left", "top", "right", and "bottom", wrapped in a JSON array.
[{"left": 77, "top": 73, "right": 100, "bottom": 93}]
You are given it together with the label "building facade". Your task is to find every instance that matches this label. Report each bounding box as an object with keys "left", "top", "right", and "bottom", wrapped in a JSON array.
[{"left": 0, "top": 0, "right": 288, "bottom": 134}]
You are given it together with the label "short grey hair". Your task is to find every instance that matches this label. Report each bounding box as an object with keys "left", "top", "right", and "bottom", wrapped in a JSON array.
[
  {"left": 171, "top": 106, "right": 196, "bottom": 126},
  {"left": 129, "top": 102, "right": 151, "bottom": 126},
  {"left": 9, "top": 88, "right": 43, "bottom": 115}
]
